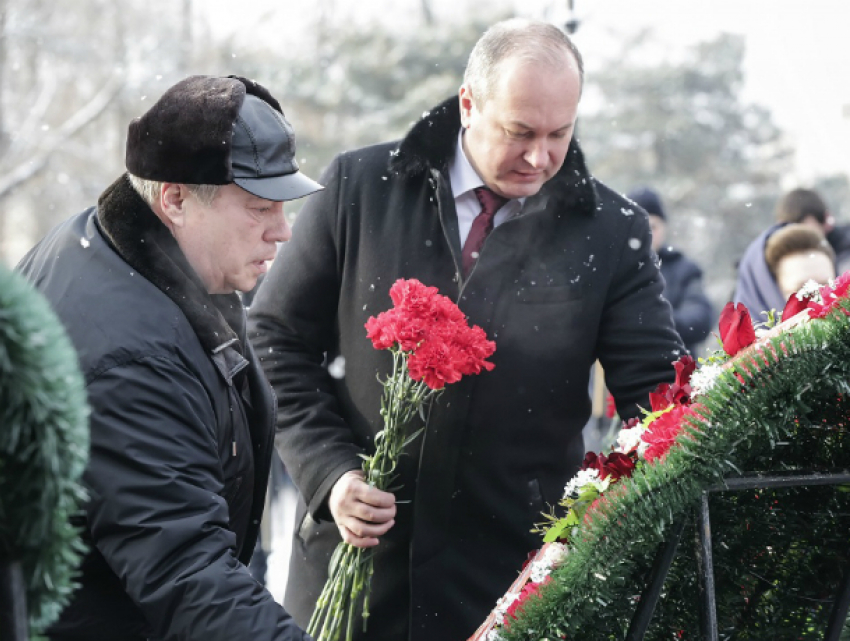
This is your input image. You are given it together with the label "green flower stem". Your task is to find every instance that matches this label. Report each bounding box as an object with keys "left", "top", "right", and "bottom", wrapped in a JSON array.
[{"left": 307, "top": 349, "right": 440, "bottom": 641}]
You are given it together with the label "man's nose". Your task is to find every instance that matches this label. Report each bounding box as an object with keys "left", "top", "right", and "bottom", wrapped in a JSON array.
[
  {"left": 524, "top": 139, "right": 549, "bottom": 169},
  {"left": 267, "top": 206, "right": 292, "bottom": 243}
]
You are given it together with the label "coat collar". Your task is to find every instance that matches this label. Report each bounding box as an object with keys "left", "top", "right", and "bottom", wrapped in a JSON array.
[
  {"left": 95, "top": 174, "right": 248, "bottom": 379},
  {"left": 388, "top": 95, "right": 599, "bottom": 216}
]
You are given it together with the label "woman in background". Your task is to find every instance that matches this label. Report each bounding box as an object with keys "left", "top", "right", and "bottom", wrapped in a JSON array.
[{"left": 764, "top": 223, "right": 837, "bottom": 301}]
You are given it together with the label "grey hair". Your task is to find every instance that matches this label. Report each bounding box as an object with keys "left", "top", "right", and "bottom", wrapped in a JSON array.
[
  {"left": 463, "top": 18, "right": 584, "bottom": 106},
  {"left": 127, "top": 174, "right": 221, "bottom": 208}
]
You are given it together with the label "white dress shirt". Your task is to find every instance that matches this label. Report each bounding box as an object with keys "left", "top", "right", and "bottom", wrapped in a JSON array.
[{"left": 448, "top": 131, "right": 525, "bottom": 247}]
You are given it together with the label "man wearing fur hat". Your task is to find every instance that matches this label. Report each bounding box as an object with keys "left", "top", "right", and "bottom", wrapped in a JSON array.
[
  {"left": 249, "top": 19, "right": 684, "bottom": 641},
  {"left": 17, "top": 75, "right": 320, "bottom": 641}
]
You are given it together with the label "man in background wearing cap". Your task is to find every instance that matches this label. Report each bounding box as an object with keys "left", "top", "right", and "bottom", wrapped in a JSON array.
[
  {"left": 628, "top": 186, "right": 714, "bottom": 356},
  {"left": 16, "top": 75, "right": 320, "bottom": 641}
]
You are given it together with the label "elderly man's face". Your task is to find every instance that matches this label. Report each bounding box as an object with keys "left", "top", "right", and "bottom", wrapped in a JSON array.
[
  {"left": 459, "top": 54, "right": 581, "bottom": 200},
  {"left": 176, "top": 183, "right": 290, "bottom": 294}
]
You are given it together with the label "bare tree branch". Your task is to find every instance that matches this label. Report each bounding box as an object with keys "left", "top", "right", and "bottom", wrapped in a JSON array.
[
  {"left": 6, "top": 73, "right": 57, "bottom": 159},
  {"left": 0, "top": 74, "right": 123, "bottom": 199},
  {"left": 420, "top": 0, "right": 434, "bottom": 25}
]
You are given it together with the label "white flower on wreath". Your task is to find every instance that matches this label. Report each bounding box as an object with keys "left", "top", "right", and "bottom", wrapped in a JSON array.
[
  {"left": 486, "top": 629, "right": 506, "bottom": 641},
  {"left": 689, "top": 362, "right": 725, "bottom": 398},
  {"left": 493, "top": 591, "right": 521, "bottom": 622},
  {"left": 562, "top": 468, "right": 609, "bottom": 499},
  {"left": 529, "top": 542, "right": 569, "bottom": 583},
  {"left": 796, "top": 279, "right": 823, "bottom": 304},
  {"left": 616, "top": 425, "right": 644, "bottom": 454}
]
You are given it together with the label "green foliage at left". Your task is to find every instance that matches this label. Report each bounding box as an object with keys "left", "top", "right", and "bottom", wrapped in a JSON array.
[{"left": 0, "top": 266, "right": 89, "bottom": 635}]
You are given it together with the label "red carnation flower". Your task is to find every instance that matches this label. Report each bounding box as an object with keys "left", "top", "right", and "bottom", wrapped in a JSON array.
[
  {"left": 810, "top": 272, "right": 850, "bottom": 319},
  {"left": 649, "top": 384, "right": 672, "bottom": 413},
  {"left": 641, "top": 404, "right": 700, "bottom": 463},
  {"left": 388, "top": 278, "right": 440, "bottom": 316},
  {"left": 366, "top": 279, "right": 496, "bottom": 390},
  {"left": 503, "top": 578, "right": 550, "bottom": 626}
]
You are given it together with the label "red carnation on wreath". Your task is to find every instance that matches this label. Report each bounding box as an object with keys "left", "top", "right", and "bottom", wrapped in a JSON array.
[
  {"left": 504, "top": 577, "right": 553, "bottom": 627},
  {"left": 641, "top": 403, "right": 703, "bottom": 463},
  {"left": 802, "top": 272, "right": 850, "bottom": 320}
]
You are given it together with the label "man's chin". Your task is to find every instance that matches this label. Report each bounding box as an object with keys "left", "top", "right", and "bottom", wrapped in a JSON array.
[
  {"left": 235, "top": 276, "right": 260, "bottom": 296},
  {"left": 499, "top": 182, "right": 545, "bottom": 200}
]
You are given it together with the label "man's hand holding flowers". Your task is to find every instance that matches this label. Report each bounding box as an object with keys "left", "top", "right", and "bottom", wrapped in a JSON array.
[{"left": 329, "top": 470, "right": 396, "bottom": 548}]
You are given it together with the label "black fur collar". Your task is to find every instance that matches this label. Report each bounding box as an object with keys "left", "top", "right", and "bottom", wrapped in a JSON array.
[
  {"left": 95, "top": 174, "right": 245, "bottom": 356},
  {"left": 389, "top": 95, "right": 598, "bottom": 216}
]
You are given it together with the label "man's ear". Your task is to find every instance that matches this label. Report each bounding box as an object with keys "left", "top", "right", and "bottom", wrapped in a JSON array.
[
  {"left": 459, "top": 84, "right": 475, "bottom": 129},
  {"left": 159, "top": 183, "right": 188, "bottom": 228}
]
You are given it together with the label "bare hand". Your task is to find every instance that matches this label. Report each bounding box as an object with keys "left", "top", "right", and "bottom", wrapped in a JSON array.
[{"left": 328, "top": 470, "right": 396, "bottom": 548}]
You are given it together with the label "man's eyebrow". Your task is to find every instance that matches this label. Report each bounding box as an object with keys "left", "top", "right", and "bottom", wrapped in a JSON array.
[{"left": 510, "top": 120, "right": 574, "bottom": 132}]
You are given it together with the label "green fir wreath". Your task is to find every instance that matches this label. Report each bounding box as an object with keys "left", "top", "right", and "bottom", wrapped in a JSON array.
[
  {"left": 0, "top": 266, "right": 89, "bottom": 635},
  {"left": 492, "top": 296, "right": 850, "bottom": 640}
]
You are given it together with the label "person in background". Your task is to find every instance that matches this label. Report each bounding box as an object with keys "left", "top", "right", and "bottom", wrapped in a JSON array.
[
  {"left": 249, "top": 19, "right": 684, "bottom": 641},
  {"left": 17, "top": 75, "right": 320, "bottom": 641},
  {"left": 764, "top": 223, "right": 836, "bottom": 301},
  {"left": 826, "top": 223, "right": 850, "bottom": 275},
  {"left": 735, "top": 187, "right": 838, "bottom": 318},
  {"left": 627, "top": 186, "right": 713, "bottom": 355}
]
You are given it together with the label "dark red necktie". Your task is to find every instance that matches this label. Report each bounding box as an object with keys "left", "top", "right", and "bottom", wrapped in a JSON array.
[{"left": 462, "top": 187, "right": 508, "bottom": 276}]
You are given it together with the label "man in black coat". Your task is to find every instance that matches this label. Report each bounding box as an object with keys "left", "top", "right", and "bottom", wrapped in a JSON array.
[
  {"left": 627, "top": 186, "right": 714, "bottom": 355},
  {"left": 249, "top": 19, "right": 684, "bottom": 641},
  {"left": 17, "top": 76, "right": 321, "bottom": 641}
]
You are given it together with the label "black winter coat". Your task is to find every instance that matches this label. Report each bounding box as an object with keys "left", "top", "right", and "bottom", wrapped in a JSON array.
[
  {"left": 17, "top": 176, "right": 308, "bottom": 641},
  {"left": 249, "top": 97, "right": 684, "bottom": 641},
  {"left": 657, "top": 247, "right": 714, "bottom": 354}
]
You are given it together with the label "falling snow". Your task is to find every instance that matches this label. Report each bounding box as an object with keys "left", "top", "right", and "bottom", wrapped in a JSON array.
[{"left": 328, "top": 356, "right": 346, "bottom": 379}]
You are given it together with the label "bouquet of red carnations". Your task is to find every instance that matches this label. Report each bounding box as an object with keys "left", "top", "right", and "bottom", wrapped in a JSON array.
[{"left": 307, "top": 278, "right": 496, "bottom": 641}]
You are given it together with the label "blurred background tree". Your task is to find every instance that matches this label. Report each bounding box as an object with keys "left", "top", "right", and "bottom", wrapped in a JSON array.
[
  {"left": 227, "top": 16, "right": 498, "bottom": 182},
  {"left": 577, "top": 30, "right": 793, "bottom": 304},
  {"left": 0, "top": 0, "right": 193, "bottom": 258},
  {"left": 0, "top": 0, "right": 847, "bottom": 322}
]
